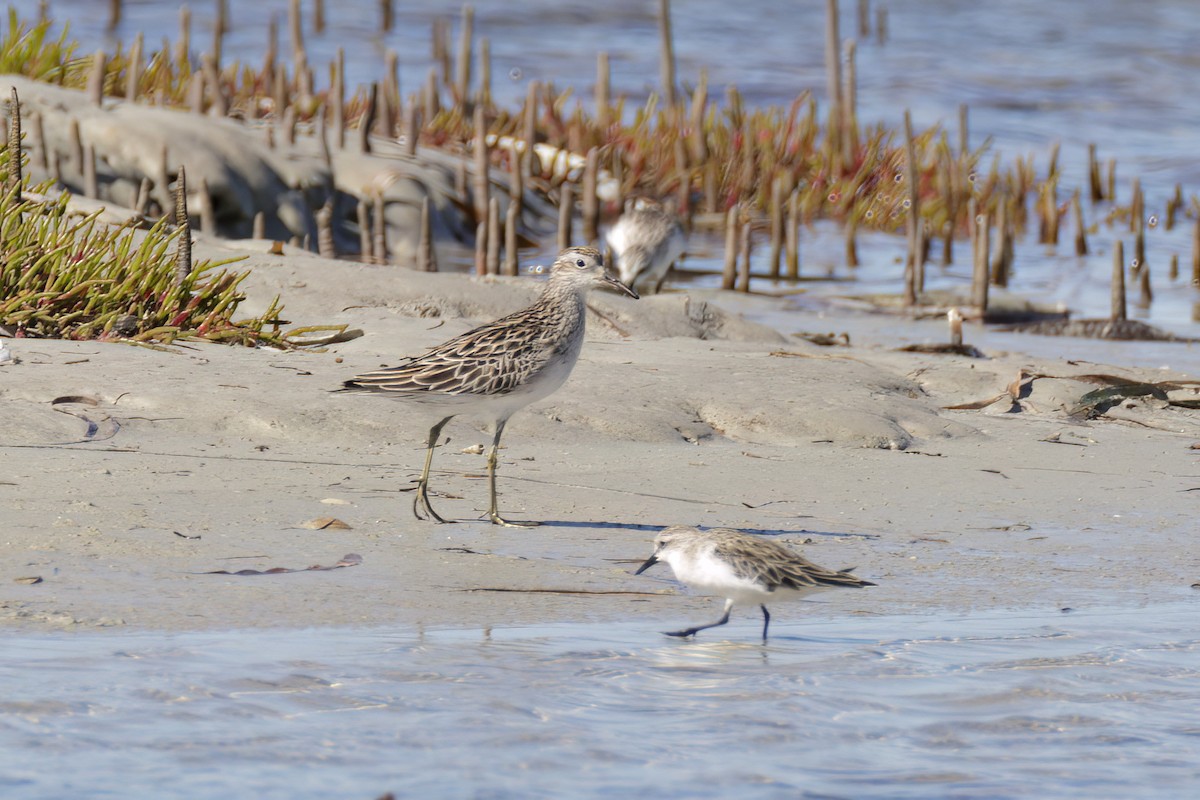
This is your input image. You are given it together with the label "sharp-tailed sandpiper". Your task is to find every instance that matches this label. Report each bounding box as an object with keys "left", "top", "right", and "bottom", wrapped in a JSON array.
[
  {"left": 340, "top": 246, "right": 638, "bottom": 527},
  {"left": 635, "top": 525, "right": 874, "bottom": 640}
]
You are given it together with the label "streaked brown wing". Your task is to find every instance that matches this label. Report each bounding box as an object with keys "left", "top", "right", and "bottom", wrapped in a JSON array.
[
  {"left": 344, "top": 307, "right": 554, "bottom": 396},
  {"left": 712, "top": 533, "right": 873, "bottom": 591}
]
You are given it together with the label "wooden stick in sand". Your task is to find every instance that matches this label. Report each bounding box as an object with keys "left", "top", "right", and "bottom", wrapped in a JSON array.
[
  {"left": 1112, "top": 240, "right": 1127, "bottom": 321},
  {"left": 722, "top": 206, "right": 738, "bottom": 290}
]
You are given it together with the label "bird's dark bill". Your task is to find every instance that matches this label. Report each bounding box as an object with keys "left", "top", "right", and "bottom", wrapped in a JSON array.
[
  {"left": 604, "top": 273, "right": 640, "bottom": 299},
  {"left": 634, "top": 554, "right": 659, "bottom": 575}
]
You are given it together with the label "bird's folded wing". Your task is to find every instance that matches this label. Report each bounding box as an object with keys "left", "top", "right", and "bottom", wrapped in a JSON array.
[{"left": 346, "top": 312, "right": 555, "bottom": 396}]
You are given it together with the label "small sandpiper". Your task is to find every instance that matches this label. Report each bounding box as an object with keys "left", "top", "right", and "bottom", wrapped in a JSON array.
[
  {"left": 339, "top": 246, "right": 638, "bottom": 527},
  {"left": 606, "top": 198, "right": 685, "bottom": 295},
  {"left": 635, "top": 526, "right": 874, "bottom": 641}
]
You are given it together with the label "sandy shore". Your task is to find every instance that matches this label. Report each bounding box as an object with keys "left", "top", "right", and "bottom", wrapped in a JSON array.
[{"left": 4, "top": 236, "right": 1200, "bottom": 634}]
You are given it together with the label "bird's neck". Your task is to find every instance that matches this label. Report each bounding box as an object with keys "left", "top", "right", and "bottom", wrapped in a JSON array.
[
  {"left": 537, "top": 278, "right": 588, "bottom": 340},
  {"left": 539, "top": 277, "right": 589, "bottom": 307}
]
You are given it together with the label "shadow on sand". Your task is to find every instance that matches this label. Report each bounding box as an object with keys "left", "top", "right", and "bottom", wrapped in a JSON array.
[{"left": 533, "top": 520, "right": 880, "bottom": 539}]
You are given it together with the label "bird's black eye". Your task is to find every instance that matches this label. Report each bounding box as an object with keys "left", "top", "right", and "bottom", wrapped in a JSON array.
[{"left": 575, "top": 258, "right": 586, "bottom": 268}]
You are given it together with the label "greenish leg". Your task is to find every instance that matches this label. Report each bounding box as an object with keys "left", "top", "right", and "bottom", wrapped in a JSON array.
[
  {"left": 487, "top": 419, "right": 538, "bottom": 528},
  {"left": 414, "top": 416, "right": 454, "bottom": 524}
]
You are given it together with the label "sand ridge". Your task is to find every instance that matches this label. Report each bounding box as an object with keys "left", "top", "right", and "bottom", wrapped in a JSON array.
[{"left": 3, "top": 236, "right": 1200, "bottom": 632}]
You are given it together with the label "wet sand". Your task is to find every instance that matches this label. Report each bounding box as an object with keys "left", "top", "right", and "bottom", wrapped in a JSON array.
[{"left": 4, "top": 234, "right": 1200, "bottom": 633}]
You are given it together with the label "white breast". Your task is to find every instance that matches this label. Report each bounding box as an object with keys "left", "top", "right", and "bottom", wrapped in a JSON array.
[{"left": 668, "top": 548, "right": 774, "bottom": 605}]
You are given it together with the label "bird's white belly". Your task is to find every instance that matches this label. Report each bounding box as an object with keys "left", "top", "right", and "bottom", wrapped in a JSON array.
[
  {"left": 673, "top": 551, "right": 832, "bottom": 606},
  {"left": 676, "top": 554, "right": 774, "bottom": 605},
  {"left": 495, "top": 349, "right": 576, "bottom": 410},
  {"left": 606, "top": 219, "right": 633, "bottom": 255}
]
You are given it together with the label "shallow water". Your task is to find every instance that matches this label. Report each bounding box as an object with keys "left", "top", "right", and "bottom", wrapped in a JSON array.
[
  {"left": 14, "top": 0, "right": 1200, "bottom": 333},
  {"left": 3, "top": 602, "right": 1199, "bottom": 798}
]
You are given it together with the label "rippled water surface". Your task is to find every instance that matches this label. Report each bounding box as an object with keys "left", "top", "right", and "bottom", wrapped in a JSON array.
[
  {"left": 3, "top": 603, "right": 1199, "bottom": 798},
  {"left": 13, "top": 0, "right": 1200, "bottom": 334}
]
